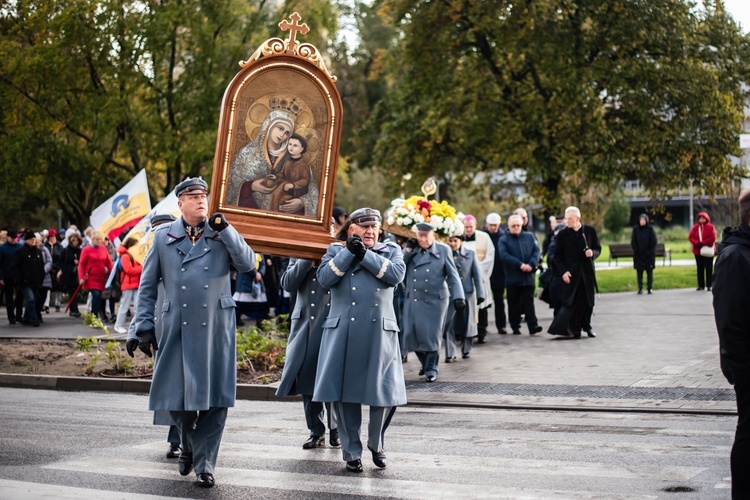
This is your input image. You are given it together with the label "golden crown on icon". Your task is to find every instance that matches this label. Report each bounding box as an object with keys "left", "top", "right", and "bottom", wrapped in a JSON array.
[{"left": 269, "top": 96, "right": 302, "bottom": 117}]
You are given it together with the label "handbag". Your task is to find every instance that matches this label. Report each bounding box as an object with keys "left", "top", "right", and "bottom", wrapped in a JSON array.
[
  {"left": 698, "top": 226, "right": 715, "bottom": 258},
  {"left": 700, "top": 245, "right": 715, "bottom": 258}
]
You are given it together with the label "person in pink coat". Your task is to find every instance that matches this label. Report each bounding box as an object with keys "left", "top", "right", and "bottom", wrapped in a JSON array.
[
  {"left": 78, "top": 231, "right": 113, "bottom": 320},
  {"left": 688, "top": 211, "right": 716, "bottom": 291}
]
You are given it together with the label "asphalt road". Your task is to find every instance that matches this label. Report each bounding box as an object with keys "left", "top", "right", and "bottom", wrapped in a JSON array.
[{"left": 0, "top": 388, "right": 733, "bottom": 499}]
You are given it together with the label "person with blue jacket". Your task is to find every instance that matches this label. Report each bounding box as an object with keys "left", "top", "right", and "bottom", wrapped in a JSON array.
[{"left": 499, "top": 214, "right": 542, "bottom": 335}]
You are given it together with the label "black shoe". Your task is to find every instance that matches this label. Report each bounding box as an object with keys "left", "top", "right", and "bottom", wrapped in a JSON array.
[
  {"left": 498, "top": 328, "right": 507, "bottom": 335},
  {"left": 462, "top": 352, "right": 470, "bottom": 359},
  {"left": 44, "top": 306, "right": 49, "bottom": 313},
  {"left": 418, "top": 369, "right": 425, "bottom": 376},
  {"left": 697, "top": 287, "right": 704, "bottom": 291},
  {"left": 647, "top": 289, "right": 653, "bottom": 294},
  {"left": 445, "top": 356, "right": 456, "bottom": 363},
  {"left": 512, "top": 329, "right": 521, "bottom": 335},
  {"left": 302, "top": 435, "right": 325, "bottom": 449},
  {"left": 30, "top": 322, "right": 40, "bottom": 327},
  {"left": 329, "top": 429, "right": 340, "bottom": 447},
  {"left": 477, "top": 338, "right": 486, "bottom": 344},
  {"left": 368, "top": 445, "right": 387, "bottom": 468},
  {"left": 346, "top": 459, "right": 363, "bottom": 473},
  {"left": 178, "top": 453, "right": 193, "bottom": 476},
  {"left": 586, "top": 329, "right": 597, "bottom": 338},
  {"left": 707, "top": 287, "right": 712, "bottom": 291},
  {"left": 637, "top": 289, "right": 643, "bottom": 295},
  {"left": 166, "top": 443, "right": 181, "bottom": 458},
  {"left": 426, "top": 375, "right": 437, "bottom": 382},
  {"left": 529, "top": 325, "right": 543, "bottom": 335},
  {"left": 196, "top": 472, "right": 215, "bottom": 488},
  {"left": 401, "top": 355, "right": 408, "bottom": 363},
  {"left": 55, "top": 307, "right": 60, "bottom": 312},
  {"left": 70, "top": 311, "right": 81, "bottom": 318}
]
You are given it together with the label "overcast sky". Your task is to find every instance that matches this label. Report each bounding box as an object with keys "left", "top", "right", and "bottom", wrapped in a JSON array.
[{"left": 722, "top": 0, "right": 749, "bottom": 33}]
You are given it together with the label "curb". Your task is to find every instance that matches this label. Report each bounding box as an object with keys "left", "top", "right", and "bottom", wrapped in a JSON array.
[{"left": 0, "top": 373, "right": 735, "bottom": 416}]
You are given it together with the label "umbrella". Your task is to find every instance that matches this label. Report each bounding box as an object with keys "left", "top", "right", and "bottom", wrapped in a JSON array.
[{"left": 65, "top": 275, "right": 87, "bottom": 313}]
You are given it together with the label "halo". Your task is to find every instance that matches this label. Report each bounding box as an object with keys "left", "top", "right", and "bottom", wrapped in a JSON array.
[
  {"left": 293, "top": 125, "right": 321, "bottom": 168},
  {"left": 244, "top": 93, "right": 314, "bottom": 141}
]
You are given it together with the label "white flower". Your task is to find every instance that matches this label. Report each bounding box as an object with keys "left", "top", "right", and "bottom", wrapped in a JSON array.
[
  {"left": 387, "top": 216, "right": 395, "bottom": 225},
  {"left": 414, "top": 213, "right": 425, "bottom": 223}
]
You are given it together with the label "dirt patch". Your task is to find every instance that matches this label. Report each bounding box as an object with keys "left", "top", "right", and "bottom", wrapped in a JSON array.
[{"left": 0, "top": 339, "right": 280, "bottom": 384}]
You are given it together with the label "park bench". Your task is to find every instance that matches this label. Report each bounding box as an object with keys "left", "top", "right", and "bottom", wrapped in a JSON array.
[{"left": 608, "top": 243, "right": 671, "bottom": 266}]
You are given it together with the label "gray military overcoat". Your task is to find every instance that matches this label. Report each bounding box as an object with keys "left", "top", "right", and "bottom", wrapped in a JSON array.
[
  {"left": 403, "top": 242, "right": 465, "bottom": 352},
  {"left": 134, "top": 219, "right": 255, "bottom": 412},
  {"left": 275, "top": 259, "right": 331, "bottom": 397},
  {"left": 313, "top": 241, "right": 407, "bottom": 407}
]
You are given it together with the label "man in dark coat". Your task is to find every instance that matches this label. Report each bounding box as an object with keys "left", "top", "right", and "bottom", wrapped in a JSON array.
[
  {"left": 132, "top": 177, "right": 256, "bottom": 488},
  {"left": 713, "top": 188, "right": 750, "bottom": 500},
  {"left": 631, "top": 213, "right": 657, "bottom": 294},
  {"left": 548, "top": 206, "right": 601, "bottom": 339},
  {"left": 0, "top": 230, "right": 23, "bottom": 324},
  {"left": 11, "top": 230, "right": 46, "bottom": 327},
  {"left": 499, "top": 215, "right": 542, "bottom": 335}
]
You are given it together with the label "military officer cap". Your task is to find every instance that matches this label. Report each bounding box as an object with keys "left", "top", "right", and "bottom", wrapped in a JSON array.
[
  {"left": 174, "top": 177, "right": 208, "bottom": 197},
  {"left": 349, "top": 207, "right": 381, "bottom": 226},
  {"left": 415, "top": 222, "right": 436, "bottom": 233},
  {"left": 151, "top": 213, "right": 177, "bottom": 229}
]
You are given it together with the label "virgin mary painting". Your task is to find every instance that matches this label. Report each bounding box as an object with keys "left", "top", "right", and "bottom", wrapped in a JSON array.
[{"left": 224, "top": 94, "right": 320, "bottom": 217}]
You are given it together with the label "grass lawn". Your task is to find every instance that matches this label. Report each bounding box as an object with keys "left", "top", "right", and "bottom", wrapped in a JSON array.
[{"left": 595, "top": 265, "right": 698, "bottom": 293}]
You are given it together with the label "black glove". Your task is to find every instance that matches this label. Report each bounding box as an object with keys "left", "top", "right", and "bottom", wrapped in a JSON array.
[
  {"left": 454, "top": 299, "right": 466, "bottom": 310},
  {"left": 477, "top": 297, "right": 485, "bottom": 305},
  {"left": 405, "top": 238, "right": 418, "bottom": 251},
  {"left": 136, "top": 328, "right": 158, "bottom": 358},
  {"left": 346, "top": 235, "right": 366, "bottom": 261},
  {"left": 208, "top": 212, "right": 228, "bottom": 232},
  {"left": 125, "top": 338, "right": 139, "bottom": 358}
]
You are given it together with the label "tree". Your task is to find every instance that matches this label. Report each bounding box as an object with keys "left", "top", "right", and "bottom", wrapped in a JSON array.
[
  {"left": 361, "top": 0, "right": 750, "bottom": 215},
  {"left": 0, "top": 0, "right": 339, "bottom": 227}
]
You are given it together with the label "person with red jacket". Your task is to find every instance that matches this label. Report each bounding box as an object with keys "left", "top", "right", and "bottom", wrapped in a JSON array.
[
  {"left": 689, "top": 211, "right": 717, "bottom": 291},
  {"left": 114, "top": 238, "right": 142, "bottom": 334},
  {"left": 78, "top": 231, "right": 113, "bottom": 321}
]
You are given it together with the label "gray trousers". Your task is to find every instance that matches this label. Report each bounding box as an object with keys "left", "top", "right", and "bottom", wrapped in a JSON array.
[
  {"left": 415, "top": 350, "right": 440, "bottom": 378},
  {"left": 170, "top": 407, "right": 228, "bottom": 475},
  {"left": 334, "top": 402, "right": 396, "bottom": 462},
  {"left": 302, "top": 395, "right": 337, "bottom": 437}
]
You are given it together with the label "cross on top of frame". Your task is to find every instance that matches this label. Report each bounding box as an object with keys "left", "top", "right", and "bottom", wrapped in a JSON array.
[{"left": 279, "top": 12, "right": 310, "bottom": 54}]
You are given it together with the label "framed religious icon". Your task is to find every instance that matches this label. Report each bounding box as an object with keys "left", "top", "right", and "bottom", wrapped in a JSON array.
[{"left": 209, "top": 12, "right": 342, "bottom": 260}]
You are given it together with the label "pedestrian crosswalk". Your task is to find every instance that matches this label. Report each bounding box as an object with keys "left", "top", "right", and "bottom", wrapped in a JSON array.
[{"left": 0, "top": 392, "right": 735, "bottom": 499}]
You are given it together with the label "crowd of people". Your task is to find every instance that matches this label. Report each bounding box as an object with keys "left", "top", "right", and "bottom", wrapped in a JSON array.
[{"left": 2, "top": 187, "right": 735, "bottom": 488}]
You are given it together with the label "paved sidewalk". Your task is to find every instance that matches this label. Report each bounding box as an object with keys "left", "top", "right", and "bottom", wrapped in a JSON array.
[{"left": 0, "top": 287, "right": 734, "bottom": 414}]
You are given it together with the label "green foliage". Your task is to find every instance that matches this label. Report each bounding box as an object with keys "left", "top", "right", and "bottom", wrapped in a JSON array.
[
  {"left": 82, "top": 312, "right": 107, "bottom": 331},
  {"left": 603, "top": 192, "right": 631, "bottom": 235},
  {"left": 0, "top": 1, "right": 340, "bottom": 226},
  {"left": 357, "top": 0, "right": 750, "bottom": 213},
  {"left": 75, "top": 335, "right": 101, "bottom": 352},
  {"left": 78, "top": 313, "right": 131, "bottom": 374},
  {"left": 236, "top": 316, "right": 288, "bottom": 373}
]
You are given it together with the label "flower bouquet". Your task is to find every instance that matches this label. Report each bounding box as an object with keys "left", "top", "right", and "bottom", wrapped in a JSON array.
[{"left": 385, "top": 195, "right": 464, "bottom": 240}]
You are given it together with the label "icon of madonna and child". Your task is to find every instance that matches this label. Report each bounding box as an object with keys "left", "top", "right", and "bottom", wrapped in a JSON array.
[{"left": 224, "top": 94, "right": 323, "bottom": 218}]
